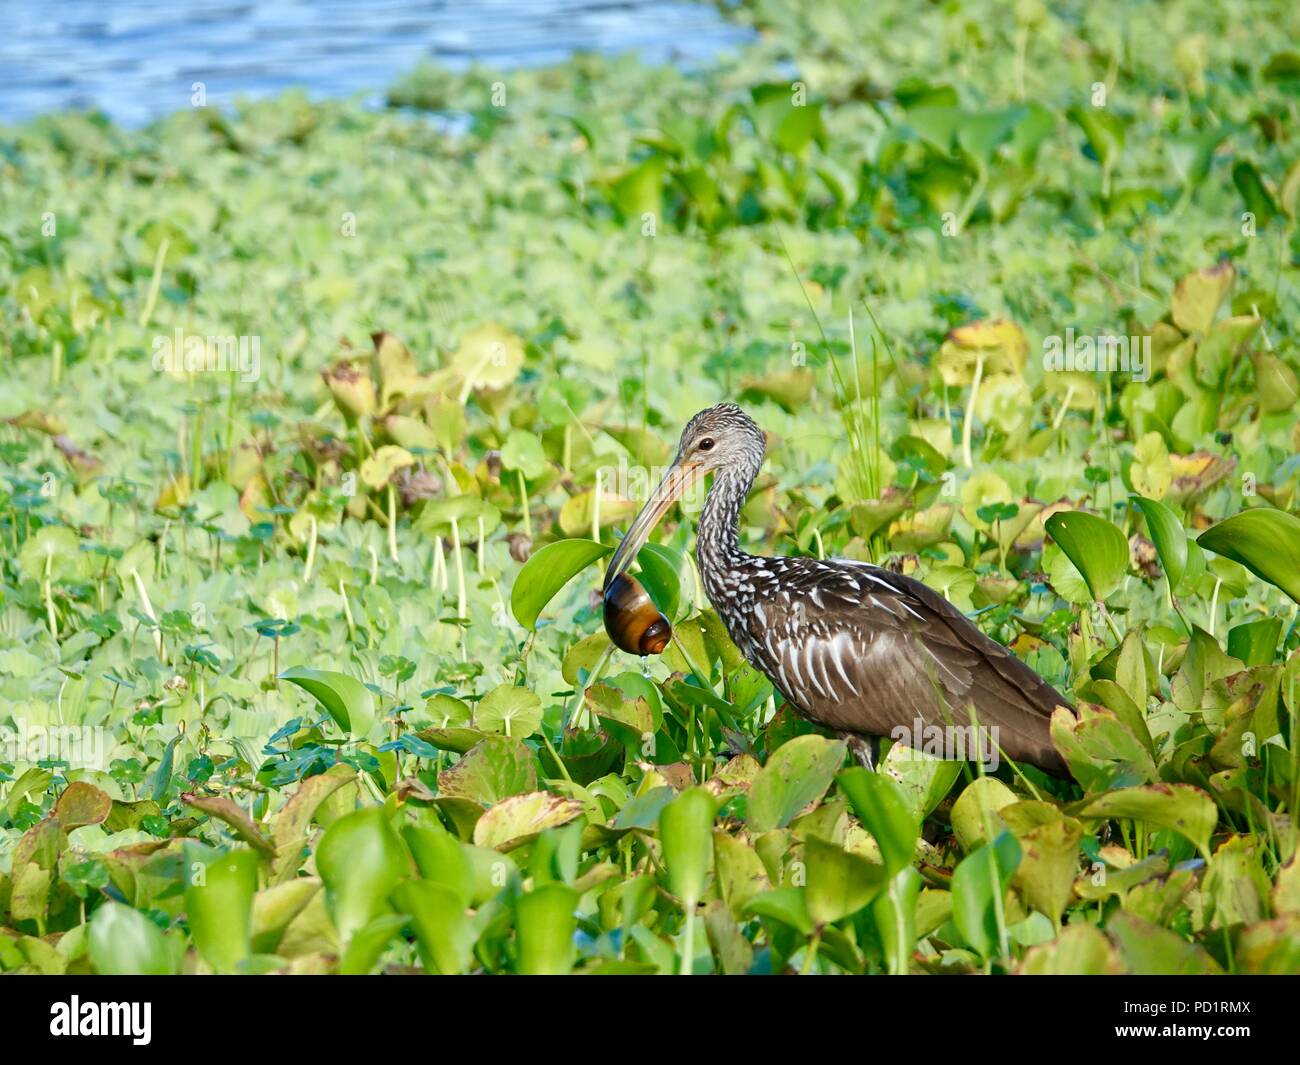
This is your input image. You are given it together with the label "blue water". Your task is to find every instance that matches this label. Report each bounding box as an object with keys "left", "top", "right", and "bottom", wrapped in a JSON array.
[{"left": 0, "top": 0, "right": 751, "bottom": 126}]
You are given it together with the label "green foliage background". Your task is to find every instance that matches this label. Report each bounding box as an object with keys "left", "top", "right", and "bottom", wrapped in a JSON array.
[{"left": 2, "top": 0, "right": 1300, "bottom": 974}]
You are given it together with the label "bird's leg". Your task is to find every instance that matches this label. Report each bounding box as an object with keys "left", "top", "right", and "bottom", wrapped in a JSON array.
[{"left": 843, "top": 733, "right": 875, "bottom": 771}]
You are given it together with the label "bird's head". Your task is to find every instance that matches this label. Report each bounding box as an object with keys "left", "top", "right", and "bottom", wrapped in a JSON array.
[{"left": 605, "top": 403, "right": 764, "bottom": 588}]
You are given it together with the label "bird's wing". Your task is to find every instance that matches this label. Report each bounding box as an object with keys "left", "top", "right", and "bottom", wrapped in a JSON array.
[{"left": 740, "top": 558, "right": 1072, "bottom": 774}]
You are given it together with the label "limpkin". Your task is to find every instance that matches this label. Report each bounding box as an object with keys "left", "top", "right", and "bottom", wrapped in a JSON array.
[{"left": 604, "top": 403, "right": 1073, "bottom": 777}]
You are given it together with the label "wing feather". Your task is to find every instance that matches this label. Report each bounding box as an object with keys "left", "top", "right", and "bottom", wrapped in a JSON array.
[{"left": 740, "top": 559, "right": 1072, "bottom": 775}]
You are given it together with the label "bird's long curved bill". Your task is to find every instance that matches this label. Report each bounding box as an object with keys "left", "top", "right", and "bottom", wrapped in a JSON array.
[{"left": 603, "top": 461, "right": 705, "bottom": 590}]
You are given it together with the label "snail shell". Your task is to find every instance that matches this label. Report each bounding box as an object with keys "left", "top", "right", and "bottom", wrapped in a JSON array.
[{"left": 603, "top": 573, "right": 672, "bottom": 656}]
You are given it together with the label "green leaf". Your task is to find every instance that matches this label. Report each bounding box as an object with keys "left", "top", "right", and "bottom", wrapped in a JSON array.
[
  {"left": 474, "top": 683, "right": 543, "bottom": 738},
  {"left": 1010, "top": 817, "right": 1083, "bottom": 928},
  {"left": 437, "top": 735, "right": 538, "bottom": 803},
  {"left": 392, "top": 880, "right": 478, "bottom": 974},
  {"left": 18, "top": 525, "right": 85, "bottom": 583},
  {"left": 186, "top": 847, "right": 261, "bottom": 973},
  {"left": 805, "top": 836, "right": 888, "bottom": 925},
  {"left": 515, "top": 883, "right": 578, "bottom": 974},
  {"left": 1068, "top": 784, "right": 1217, "bottom": 860},
  {"left": 1019, "top": 923, "right": 1120, "bottom": 974},
  {"left": 742, "top": 887, "right": 813, "bottom": 936},
  {"left": 746, "top": 735, "right": 846, "bottom": 833},
  {"left": 836, "top": 768, "right": 919, "bottom": 874},
  {"left": 1107, "top": 911, "right": 1219, "bottom": 974},
  {"left": 358, "top": 445, "right": 414, "bottom": 490},
  {"left": 403, "top": 823, "right": 475, "bottom": 905},
  {"left": 182, "top": 793, "right": 275, "bottom": 855},
  {"left": 315, "top": 807, "right": 410, "bottom": 946},
  {"left": 1068, "top": 106, "right": 1125, "bottom": 169},
  {"left": 634, "top": 543, "right": 683, "bottom": 621},
  {"left": 471, "top": 791, "right": 585, "bottom": 851},
  {"left": 879, "top": 742, "right": 963, "bottom": 821},
  {"left": 1132, "top": 495, "right": 1188, "bottom": 589},
  {"left": 951, "top": 831, "right": 1021, "bottom": 960},
  {"left": 1046, "top": 510, "right": 1129, "bottom": 600},
  {"left": 509, "top": 538, "right": 611, "bottom": 630},
  {"left": 1171, "top": 262, "right": 1234, "bottom": 335},
  {"left": 950, "top": 777, "right": 1017, "bottom": 853},
  {"left": 872, "top": 868, "right": 923, "bottom": 975},
  {"left": 1197, "top": 508, "right": 1300, "bottom": 605},
  {"left": 500, "top": 429, "right": 548, "bottom": 479},
  {"left": 659, "top": 787, "right": 716, "bottom": 908},
  {"left": 337, "top": 913, "right": 408, "bottom": 975},
  {"left": 269, "top": 764, "right": 356, "bottom": 885},
  {"left": 88, "top": 901, "right": 175, "bottom": 975},
  {"left": 1228, "top": 617, "right": 1282, "bottom": 667},
  {"left": 53, "top": 781, "right": 112, "bottom": 830},
  {"left": 280, "top": 666, "right": 377, "bottom": 738},
  {"left": 150, "top": 733, "right": 181, "bottom": 803}
]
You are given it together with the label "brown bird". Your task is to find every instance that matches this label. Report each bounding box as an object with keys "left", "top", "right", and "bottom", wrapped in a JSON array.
[{"left": 604, "top": 403, "right": 1074, "bottom": 777}]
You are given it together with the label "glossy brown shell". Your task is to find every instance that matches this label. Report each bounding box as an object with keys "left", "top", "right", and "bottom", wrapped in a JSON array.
[{"left": 603, "top": 573, "right": 671, "bottom": 656}]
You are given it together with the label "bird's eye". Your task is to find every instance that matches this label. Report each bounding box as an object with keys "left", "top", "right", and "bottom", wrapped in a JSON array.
[{"left": 698, "top": 438, "right": 715, "bottom": 452}]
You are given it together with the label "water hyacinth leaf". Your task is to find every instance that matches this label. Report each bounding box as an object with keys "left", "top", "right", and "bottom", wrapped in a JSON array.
[
  {"left": 150, "top": 732, "right": 181, "bottom": 803},
  {"left": 1068, "top": 784, "right": 1216, "bottom": 860},
  {"left": 1197, "top": 509, "right": 1300, "bottom": 605},
  {"left": 474, "top": 683, "right": 543, "bottom": 738},
  {"left": 704, "top": 900, "right": 754, "bottom": 975},
  {"left": 747, "top": 735, "right": 847, "bottom": 833},
  {"left": 1106, "top": 911, "right": 1219, "bottom": 974},
  {"left": 742, "top": 887, "right": 814, "bottom": 937},
  {"left": 393, "top": 880, "right": 477, "bottom": 974},
  {"left": 1080, "top": 679, "right": 1153, "bottom": 756},
  {"left": 280, "top": 666, "right": 377, "bottom": 738},
  {"left": 1232, "top": 162, "right": 1276, "bottom": 226},
  {"left": 358, "top": 444, "right": 415, "bottom": 489},
  {"left": 872, "top": 867, "right": 923, "bottom": 975},
  {"left": 1018, "top": 924, "right": 1121, "bottom": 974},
  {"left": 437, "top": 735, "right": 538, "bottom": 803},
  {"left": 515, "top": 883, "right": 578, "bottom": 975},
  {"left": 269, "top": 764, "right": 356, "bottom": 884},
  {"left": 182, "top": 793, "right": 275, "bottom": 855},
  {"left": 18, "top": 525, "right": 84, "bottom": 583},
  {"left": 186, "top": 847, "right": 261, "bottom": 973},
  {"left": 713, "top": 831, "right": 770, "bottom": 916},
  {"left": 1045, "top": 510, "right": 1128, "bottom": 601},
  {"left": 510, "top": 538, "right": 612, "bottom": 630},
  {"left": 837, "top": 768, "right": 919, "bottom": 874},
  {"left": 88, "top": 901, "right": 175, "bottom": 975},
  {"left": 315, "top": 807, "right": 410, "bottom": 946},
  {"left": 1252, "top": 352, "right": 1300, "bottom": 412},
  {"left": 1068, "top": 106, "right": 1125, "bottom": 170},
  {"left": 879, "top": 742, "right": 963, "bottom": 821},
  {"left": 659, "top": 787, "right": 716, "bottom": 908},
  {"left": 450, "top": 323, "right": 524, "bottom": 394},
  {"left": 250, "top": 878, "right": 321, "bottom": 954},
  {"left": 338, "top": 913, "right": 409, "bottom": 976},
  {"left": 1010, "top": 817, "right": 1083, "bottom": 928},
  {"left": 950, "top": 777, "right": 1017, "bottom": 853},
  {"left": 471, "top": 791, "right": 585, "bottom": 851},
  {"left": 805, "top": 835, "right": 888, "bottom": 925},
  {"left": 950, "top": 831, "right": 1021, "bottom": 960},
  {"left": 1171, "top": 261, "right": 1234, "bottom": 335},
  {"left": 1132, "top": 495, "right": 1188, "bottom": 589},
  {"left": 403, "top": 823, "right": 475, "bottom": 904},
  {"left": 499, "top": 429, "right": 548, "bottom": 479},
  {"left": 1227, "top": 617, "right": 1282, "bottom": 667},
  {"left": 1050, "top": 707, "right": 1158, "bottom": 791},
  {"left": 53, "top": 781, "right": 112, "bottom": 830}
]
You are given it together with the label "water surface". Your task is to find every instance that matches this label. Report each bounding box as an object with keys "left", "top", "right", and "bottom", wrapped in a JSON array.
[{"left": 1, "top": 0, "right": 751, "bottom": 126}]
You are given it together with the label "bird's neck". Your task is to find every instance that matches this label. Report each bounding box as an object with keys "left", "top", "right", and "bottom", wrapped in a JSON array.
[{"left": 696, "top": 462, "right": 757, "bottom": 600}]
